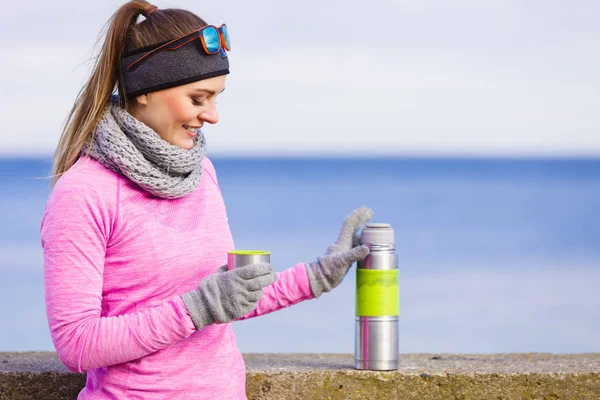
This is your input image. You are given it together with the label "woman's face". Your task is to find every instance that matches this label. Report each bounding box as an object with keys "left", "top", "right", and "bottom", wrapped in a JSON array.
[{"left": 131, "top": 75, "right": 226, "bottom": 150}]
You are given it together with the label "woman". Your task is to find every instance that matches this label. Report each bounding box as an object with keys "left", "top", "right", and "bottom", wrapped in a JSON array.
[{"left": 40, "top": 1, "right": 372, "bottom": 398}]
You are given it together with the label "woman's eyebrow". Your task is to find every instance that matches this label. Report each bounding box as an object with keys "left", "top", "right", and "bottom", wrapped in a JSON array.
[{"left": 191, "top": 88, "right": 226, "bottom": 95}]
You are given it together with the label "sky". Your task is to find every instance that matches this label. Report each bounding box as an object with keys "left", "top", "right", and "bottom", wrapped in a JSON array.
[{"left": 1, "top": 0, "right": 599, "bottom": 157}]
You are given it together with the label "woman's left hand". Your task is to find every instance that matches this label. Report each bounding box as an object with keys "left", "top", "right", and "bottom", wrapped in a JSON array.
[{"left": 305, "top": 206, "right": 373, "bottom": 298}]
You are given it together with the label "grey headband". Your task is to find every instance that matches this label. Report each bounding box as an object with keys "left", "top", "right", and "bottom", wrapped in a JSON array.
[{"left": 120, "top": 38, "right": 229, "bottom": 98}]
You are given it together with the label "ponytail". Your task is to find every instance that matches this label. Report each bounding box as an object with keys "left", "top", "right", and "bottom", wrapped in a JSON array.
[{"left": 50, "top": 1, "right": 159, "bottom": 188}]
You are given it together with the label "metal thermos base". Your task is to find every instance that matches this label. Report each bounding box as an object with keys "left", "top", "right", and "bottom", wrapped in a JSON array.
[
  {"left": 354, "top": 359, "right": 398, "bottom": 370},
  {"left": 354, "top": 316, "right": 398, "bottom": 371}
]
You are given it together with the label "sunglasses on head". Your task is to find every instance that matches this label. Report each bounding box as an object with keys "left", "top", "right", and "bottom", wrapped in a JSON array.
[{"left": 127, "top": 24, "right": 231, "bottom": 72}]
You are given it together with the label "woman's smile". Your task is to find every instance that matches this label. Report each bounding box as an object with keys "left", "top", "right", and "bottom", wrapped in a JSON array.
[{"left": 183, "top": 125, "right": 201, "bottom": 137}]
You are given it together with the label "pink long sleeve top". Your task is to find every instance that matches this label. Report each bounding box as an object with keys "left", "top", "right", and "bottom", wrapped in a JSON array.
[{"left": 40, "top": 156, "right": 315, "bottom": 399}]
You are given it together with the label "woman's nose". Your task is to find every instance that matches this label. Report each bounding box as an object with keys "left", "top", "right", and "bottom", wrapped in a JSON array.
[{"left": 200, "top": 103, "right": 219, "bottom": 125}]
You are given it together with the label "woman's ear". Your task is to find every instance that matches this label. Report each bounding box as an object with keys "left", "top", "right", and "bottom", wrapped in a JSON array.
[{"left": 136, "top": 93, "right": 149, "bottom": 106}]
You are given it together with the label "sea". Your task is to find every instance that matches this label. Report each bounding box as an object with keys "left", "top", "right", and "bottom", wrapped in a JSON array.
[{"left": 1, "top": 157, "right": 599, "bottom": 354}]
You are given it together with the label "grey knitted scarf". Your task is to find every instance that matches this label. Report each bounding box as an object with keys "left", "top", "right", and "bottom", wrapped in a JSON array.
[{"left": 84, "top": 97, "right": 206, "bottom": 199}]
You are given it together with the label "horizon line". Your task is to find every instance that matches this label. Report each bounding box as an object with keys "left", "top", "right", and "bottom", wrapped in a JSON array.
[{"left": 1, "top": 153, "right": 600, "bottom": 162}]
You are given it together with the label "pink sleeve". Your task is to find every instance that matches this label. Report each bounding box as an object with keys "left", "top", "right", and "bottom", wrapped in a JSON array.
[
  {"left": 41, "top": 176, "right": 195, "bottom": 373},
  {"left": 236, "top": 262, "right": 315, "bottom": 321}
]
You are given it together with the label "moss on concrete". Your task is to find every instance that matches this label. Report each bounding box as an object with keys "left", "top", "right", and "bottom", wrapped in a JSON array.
[
  {"left": 245, "top": 371, "right": 600, "bottom": 400},
  {"left": 0, "top": 372, "right": 85, "bottom": 400}
]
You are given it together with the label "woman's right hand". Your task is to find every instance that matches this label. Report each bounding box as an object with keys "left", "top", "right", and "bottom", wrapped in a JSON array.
[{"left": 181, "top": 263, "right": 278, "bottom": 330}]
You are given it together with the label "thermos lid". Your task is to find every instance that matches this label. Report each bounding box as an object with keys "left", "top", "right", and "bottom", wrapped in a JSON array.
[
  {"left": 360, "top": 223, "right": 394, "bottom": 245},
  {"left": 227, "top": 250, "right": 271, "bottom": 270}
]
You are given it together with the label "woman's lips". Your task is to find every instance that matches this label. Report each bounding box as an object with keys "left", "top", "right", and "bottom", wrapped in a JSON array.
[{"left": 183, "top": 126, "right": 198, "bottom": 137}]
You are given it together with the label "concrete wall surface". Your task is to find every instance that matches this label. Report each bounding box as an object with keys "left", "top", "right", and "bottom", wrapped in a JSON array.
[{"left": 1, "top": 352, "right": 599, "bottom": 399}]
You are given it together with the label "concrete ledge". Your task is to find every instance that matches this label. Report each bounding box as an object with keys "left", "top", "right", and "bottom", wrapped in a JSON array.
[{"left": 2, "top": 352, "right": 600, "bottom": 399}]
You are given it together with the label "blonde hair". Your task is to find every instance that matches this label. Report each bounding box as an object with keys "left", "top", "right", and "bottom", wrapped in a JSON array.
[{"left": 51, "top": 0, "right": 206, "bottom": 188}]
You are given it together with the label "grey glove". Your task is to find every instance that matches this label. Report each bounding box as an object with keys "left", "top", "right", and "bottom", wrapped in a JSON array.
[
  {"left": 182, "top": 263, "right": 277, "bottom": 330},
  {"left": 305, "top": 206, "right": 373, "bottom": 298}
]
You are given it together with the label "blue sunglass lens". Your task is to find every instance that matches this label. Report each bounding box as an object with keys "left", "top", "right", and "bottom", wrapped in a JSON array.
[
  {"left": 221, "top": 25, "right": 231, "bottom": 50},
  {"left": 202, "top": 27, "right": 220, "bottom": 53}
]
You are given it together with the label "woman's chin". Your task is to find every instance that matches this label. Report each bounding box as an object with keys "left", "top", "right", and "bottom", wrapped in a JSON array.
[{"left": 176, "top": 138, "right": 195, "bottom": 150}]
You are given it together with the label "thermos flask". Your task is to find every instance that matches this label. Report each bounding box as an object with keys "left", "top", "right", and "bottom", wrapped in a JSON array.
[
  {"left": 354, "top": 223, "right": 399, "bottom": 370},
  {"left": 227, "top": 250, "right": 271, "bottom": 270}
]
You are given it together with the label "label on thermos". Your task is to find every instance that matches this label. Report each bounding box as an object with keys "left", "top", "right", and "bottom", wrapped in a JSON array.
[{"left": 355, "top": 269, "right": 399, "bottom": 316}]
